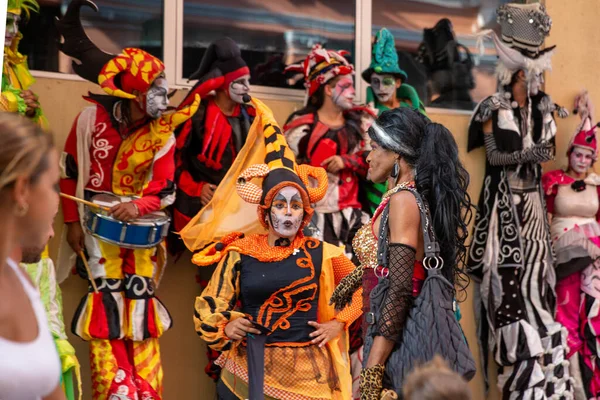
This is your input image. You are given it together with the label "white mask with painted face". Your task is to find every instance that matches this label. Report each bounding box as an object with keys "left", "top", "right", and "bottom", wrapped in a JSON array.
[
  {"left": 569, "top": 147, "right": 594, "bottom": 175},
  {"left": 331, "top": 75, "right": 355, "bottom": 110},
  {"left": 370, "top": 73, "right": 397, "bottom": 104},
  {"left": 145, "top": 77, "right": 169, "bottom": 119},
  {"left": 5, "top": 13, "right": 20, "bottom": 48},
  {"left": 228, "top": 74, "right": 251, "bottom": 104},
  {"left": 269, "top": 186, "right": 304, "bottom": 238}
]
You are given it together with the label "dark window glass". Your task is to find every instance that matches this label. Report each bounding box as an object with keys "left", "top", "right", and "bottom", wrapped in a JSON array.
[
  {"left": 182, "top": 0, "right": 356, "bottom": 89},
  {"left": 371, "top": 0, "right": 504, "bottom": 110},
  {"left": 19, "top": 0, "right": 164, "bottom": 74}
]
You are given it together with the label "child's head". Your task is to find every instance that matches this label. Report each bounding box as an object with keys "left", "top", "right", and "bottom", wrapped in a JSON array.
[{"left": 402, "top": 356, "right": 472, "bottom": 400}]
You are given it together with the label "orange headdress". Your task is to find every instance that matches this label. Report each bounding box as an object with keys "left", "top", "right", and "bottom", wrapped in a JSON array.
[
  {"left": 235, "top": 99, "right": 327, "bottom": 229},
  {"left": 178, "top": 98, "right": 327, "bottom": 251}
]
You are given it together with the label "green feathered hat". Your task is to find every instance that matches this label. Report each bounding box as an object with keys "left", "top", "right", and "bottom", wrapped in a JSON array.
[
  {"left": 362, "top": 28, "right": 408, "bottom": 83},
  {"left": 7, "top": 0, "right": 39, "bottom": 17}
]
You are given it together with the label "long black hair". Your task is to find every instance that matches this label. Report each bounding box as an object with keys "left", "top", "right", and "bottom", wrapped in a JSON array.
[{"left": 369, "top": 107, "right": 473, "bottom": 295}]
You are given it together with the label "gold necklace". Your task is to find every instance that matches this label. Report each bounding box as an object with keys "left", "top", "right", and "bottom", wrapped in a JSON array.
[{"left": 382, "top": 180, "right": 415, "bottom": 200}]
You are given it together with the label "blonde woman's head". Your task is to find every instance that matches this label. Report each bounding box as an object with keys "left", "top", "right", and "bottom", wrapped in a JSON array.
[
  {"left": 0, "top": 113, "right": 59, "bottom": 249},
  {"left": 403, "top": 356, "right": 472, "bottom": 400}
]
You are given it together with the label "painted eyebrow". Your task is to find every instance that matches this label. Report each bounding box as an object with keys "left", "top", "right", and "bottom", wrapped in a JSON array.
[{"left": 274, "top": 193, "right": 302, "bottom": 202}]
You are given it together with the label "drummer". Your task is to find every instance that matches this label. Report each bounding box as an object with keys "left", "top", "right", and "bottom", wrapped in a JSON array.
[{"left": 57, "top": 2, "right": 199, "bottom": 397}]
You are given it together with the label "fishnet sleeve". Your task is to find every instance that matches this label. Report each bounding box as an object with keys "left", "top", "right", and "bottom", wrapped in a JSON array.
[
  {"left": 484, "top": 134, "right": 554, "bottom": 166},
  {"left": 331, "top": 255, "right": 363, "bottom": 327},
  {"left": 377, "top": 243, "right": 415, "bottom": 342}
]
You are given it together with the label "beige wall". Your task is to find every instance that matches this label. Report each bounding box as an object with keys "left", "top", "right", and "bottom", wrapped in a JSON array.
[{"left": 31, "top": 1, "right": 595, "bottom": 397}]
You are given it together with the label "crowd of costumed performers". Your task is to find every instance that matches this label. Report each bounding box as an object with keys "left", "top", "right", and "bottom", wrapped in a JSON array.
[{"left": 3, "top": 0, "right": 600, "bottom": 399}]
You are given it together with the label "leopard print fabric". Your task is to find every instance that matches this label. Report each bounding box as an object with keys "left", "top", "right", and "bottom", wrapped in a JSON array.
[
  {"left": 329, "top": 265, "right": 364, "bottom": 311},
  {"left": 359, "top": 364, "right": 385, "bottom": 400}
]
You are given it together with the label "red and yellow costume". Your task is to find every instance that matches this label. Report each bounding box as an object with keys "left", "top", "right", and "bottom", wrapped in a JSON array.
[
  {"left": 185, "top": 98, "right": 362, "bottom": 399},
  {"left": 57, "top": 3, "right": 199, "bottom": 396}
]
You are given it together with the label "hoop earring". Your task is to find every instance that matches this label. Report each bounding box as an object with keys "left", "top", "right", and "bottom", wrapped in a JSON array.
[
  {"left": 391, "top": 163, "right": 400, "bottom": 179},
  {"left": 14, "top": 202, "right": 28, "bottom": 217}
]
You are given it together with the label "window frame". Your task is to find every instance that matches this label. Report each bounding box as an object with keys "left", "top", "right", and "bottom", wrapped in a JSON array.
[{"left": 28, "top": 0, "right": 486, "bottom": 114}]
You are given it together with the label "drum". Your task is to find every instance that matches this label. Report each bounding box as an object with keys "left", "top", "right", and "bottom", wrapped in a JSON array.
[{"left": 84, "top": 194, "right": 170, "bottom": 249}]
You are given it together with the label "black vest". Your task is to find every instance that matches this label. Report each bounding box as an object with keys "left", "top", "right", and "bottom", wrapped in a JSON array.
[{"left": 239, "top": 241, "right": 323, "bottom": 345}]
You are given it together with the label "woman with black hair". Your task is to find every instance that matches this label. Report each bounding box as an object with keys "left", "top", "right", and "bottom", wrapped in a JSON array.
[{"left": 330, "top": 107, "right": 473, "bottom": 399}]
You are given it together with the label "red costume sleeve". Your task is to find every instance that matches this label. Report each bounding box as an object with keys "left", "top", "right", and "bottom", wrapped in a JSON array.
[
  {"left": 178, "top": 170, "right": 205, "bottom": 196},
  {"left": 174, "top": 119, "right": 207, "bottom": 198},
  {"left": 59, "top": 113, "right": 81, "bottom": 223},
  {"left": 341, "top": 150, "right": 368, "bottom": 178},
  {"left": 133, "top": 143, "right": 176, "bottom": 216}
]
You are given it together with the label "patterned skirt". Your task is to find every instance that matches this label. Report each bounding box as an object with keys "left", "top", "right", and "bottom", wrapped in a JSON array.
[{"left": 553, "top": 218, "right": 600, "bottom": 399}]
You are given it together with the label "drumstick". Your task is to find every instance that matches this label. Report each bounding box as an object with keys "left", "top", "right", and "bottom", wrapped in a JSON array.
[
  {"left": 79, "top": 250, "right": 99, "bottom": 294},
  {"left": 59, "top": 193, "right": 111, "bottom": 212}
]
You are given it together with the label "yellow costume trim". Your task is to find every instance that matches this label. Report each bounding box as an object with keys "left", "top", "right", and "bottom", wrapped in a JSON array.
[
  {"left": 56, "top": 339, "right": 83, "bottom": 400},
  {"left": 3, "top": 36, "right": 49, "bottom": 130},
  {"left": 0, "top": 91, "right": 20, "bottom": 112},
  {"left": 112, "top": 94, "right": 200, "bottom": 196},
  {"left": 90, "top": 340, "right": 118, "bottom": 400},
  {"left": 4, "top": 37, "right": 35, "bottom": 90}
]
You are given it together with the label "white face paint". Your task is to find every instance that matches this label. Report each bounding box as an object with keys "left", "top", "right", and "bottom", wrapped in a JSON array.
[
  {"left": 528, "top": 72, "right": 544, "bottom": 96},
  {"left": 331, "top": 75, "right": 355, "bottom": 110},
  {"left": 370, "top": 73, "right": 397, "bottom": 104},
  {"left": 269, "top": 186, "right": 304, "bottom": 239},
  {"left": 145, "top": 77, "right": 169, "bottom": 119},
  {"left": 228, "top": 74, "right": 251, "bottom": 104},
  {"left": 5, "top": 13, "right": 19, "bottom": 48},
  {"left": 569, "top": 147, "right": 594, "bottom": 175}
]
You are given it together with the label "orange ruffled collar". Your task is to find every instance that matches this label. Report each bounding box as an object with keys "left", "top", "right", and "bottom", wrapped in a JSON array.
[{"left": 192, "top": 233, "right": 314, "bottom": 266}]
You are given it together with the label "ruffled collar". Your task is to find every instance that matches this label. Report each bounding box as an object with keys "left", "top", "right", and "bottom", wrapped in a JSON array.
[
  {"left": 227, "top": 234, "right": 316, "bottom": 262},
  {"left": 192, "top": 233, "right": 317, "bottom": 266}
]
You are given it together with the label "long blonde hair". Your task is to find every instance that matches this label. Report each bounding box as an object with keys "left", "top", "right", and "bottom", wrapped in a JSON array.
[
  {"left": 402, "top": 356, "right": 472, "bottom": 400},
  {"left": 0, "top": 112, "right": 54, "bottom": 193}
]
